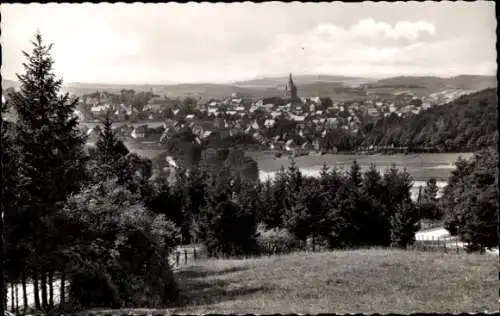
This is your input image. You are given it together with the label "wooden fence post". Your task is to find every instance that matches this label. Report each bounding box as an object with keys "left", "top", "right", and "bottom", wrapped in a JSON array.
[
  {"left": 184, "top": 249, "right": 188, "bottom": 265},
  {"left": 176, "top": 251, "right": 180, "bottom": 267},
  {"left": 456, "top": 238, "right": 459, "bottom": 254},
  {"left": 193, "top": 247, "right": 197, "bottom": 260}
]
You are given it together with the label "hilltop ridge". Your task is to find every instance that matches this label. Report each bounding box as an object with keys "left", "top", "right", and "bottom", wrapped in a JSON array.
[{"left": 3, "top": 75, "right": 496, "bottom": 103}]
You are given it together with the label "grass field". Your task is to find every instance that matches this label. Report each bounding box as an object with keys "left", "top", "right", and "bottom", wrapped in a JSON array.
[{"left": 91, "top": 248, "right": 499, "bottom": 314}]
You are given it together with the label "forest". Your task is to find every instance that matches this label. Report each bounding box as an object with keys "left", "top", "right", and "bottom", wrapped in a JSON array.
[{"left": 361, "top": 88, "right": 498, "bottom": 152}]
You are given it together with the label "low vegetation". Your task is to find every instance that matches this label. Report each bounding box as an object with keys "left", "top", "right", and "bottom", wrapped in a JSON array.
[{"left": 91, "top": 249, "right": 499, "bottom": 314}]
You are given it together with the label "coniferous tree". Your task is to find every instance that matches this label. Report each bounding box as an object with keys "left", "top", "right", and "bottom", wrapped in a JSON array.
[
  {"left": 441, "top": 156, "right": 472, "bottom": 235},
  {"left": 1, "top": 98, "right": 23, "bottom": 313},
  {"left": 266, "top": 166, "right": 288, "bottom": 229},
  {"left": 362, "top": 164, "right": 391, "bottom": 246},
  {"left": 287, "top": 160, "right": 303, "bottom": 196},
  {"left": 95, "top": 113, "right": 129, "bottom": 167},
  {"left": 347, "top": 160, "right": 363, "bottom": 188},
  {"left": 184, "top": 166, "right": 208, "bottom": 244},
  {"left": 285, "top": 160, "right": 303, "bottom": 222},
  {"left": 9, "top": 32, "right": 87, "bottom": 310},
  {"left": 256, "top": 179, "right": 273, "bottom": 226},
  {"left": 283, "top": 177, "right": 323, "bottom": 247},
  {"left": 441, "top": 148, "right": 498, "bottom": 250},
  {"left": 421, "top": 178, "right": 441, "bottom": 220},
  {"left": 390, "top": 199, "right": 421, "bottom": 248},
  {"left": 199, "top": 167, "right": 236, "bottom": 256}
]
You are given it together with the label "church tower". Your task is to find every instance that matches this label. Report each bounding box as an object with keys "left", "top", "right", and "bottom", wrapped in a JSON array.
[{"left": 284, "top": 73, "right": 298, "bottom": 101}]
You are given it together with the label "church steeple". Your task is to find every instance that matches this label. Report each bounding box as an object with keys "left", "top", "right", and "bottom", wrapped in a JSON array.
[{"left": 285, "top": 73, "right": 298, "bottom": 101}]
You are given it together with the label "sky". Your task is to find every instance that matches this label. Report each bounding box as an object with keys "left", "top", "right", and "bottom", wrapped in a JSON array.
[{"left": 1, "top": 2, "right": 497, "bottom": 84}]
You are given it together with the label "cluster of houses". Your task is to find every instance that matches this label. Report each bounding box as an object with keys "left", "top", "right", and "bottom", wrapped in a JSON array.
[{"left": 77, "top": 76, "right": 449, "bottom": 155}]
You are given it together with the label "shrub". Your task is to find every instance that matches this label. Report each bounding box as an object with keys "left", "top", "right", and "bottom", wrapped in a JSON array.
[
  {"left": 69, "top": 264, "right": 120, "bottom": 309},
  {"left": 59, "top": 179, "right": 181, "bottom": 309},
  {"left": 256, "top": 224, "right": 304, "bottom": 255}
]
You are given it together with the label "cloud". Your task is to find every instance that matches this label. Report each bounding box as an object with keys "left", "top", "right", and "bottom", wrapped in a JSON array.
[
  {"left": 254, "top": 18, "right": 495, "bottom": 78},
  {"left": 349, "top": 19, "right": 436, "bottom": 41},
  {"left": 1, "top": 3, "right": 495, "bottom": 83}
]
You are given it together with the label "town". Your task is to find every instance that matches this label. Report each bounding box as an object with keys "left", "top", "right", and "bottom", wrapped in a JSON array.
[{"left": 71, "top": 73, "right": 470, "bottom": 159}]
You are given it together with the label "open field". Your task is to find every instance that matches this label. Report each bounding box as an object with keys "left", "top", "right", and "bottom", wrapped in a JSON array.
[
  {"left": 250, "top": 151, "right": 474, "bottom": 175},
  {"left": 251, "top": 152, "right": 473, "bottom": 200},
  {"left": 90, "top": 248, "right": 499, "bottom": 314}
]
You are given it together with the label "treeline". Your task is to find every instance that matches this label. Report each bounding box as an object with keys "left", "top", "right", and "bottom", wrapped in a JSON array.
[
  {"left": 142, "top": 158, "right": 426, "bottom": 257},
  {"left": 361, "top": 88, "right": 498, "bottom": 151}
]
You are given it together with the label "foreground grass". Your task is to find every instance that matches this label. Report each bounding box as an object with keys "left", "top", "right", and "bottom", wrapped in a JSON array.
[{"left": 91, "top": 248, "right": 498, "bottom": 314}]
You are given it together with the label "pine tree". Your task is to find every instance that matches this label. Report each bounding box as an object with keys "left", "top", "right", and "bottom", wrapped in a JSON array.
[
  {"left": 184, "top": 166, "right": 208, "bottom": 244},
  {"left": 283, "top": 178, "right": 323, "bottom": 247},
  {"left": 362, "top": 163, "right": 382, "bottom": 196},
  {"left": 319, "top": 162, "right": 330, "bottom": 186},
  {"left": 390, "top": 199, "right": 421, "bottom": 248},
  {"left": 421, "top": 177, "right": 441, "bottom": 220},
  {"left": 286, "top": 160, "right": 303, "bottom": 215},
  {"left": 347, "top": 160, "right": 363, "bottom": 188},
  {"left": 1, "top": 98, "right": 22, "bottom": 313},
  {"left": 361, "top": 163, "right": 391, "bottom": 246},
  {"left": 199, "top": 167, "right": 257, "bottom": 257},
  {"left": 9, "top": 32, "right": 87, "bottom": 310},
  {"left": 382, "top": 164, "right": 414, "bottom": 211},
  {"left": 95, "top": 113, "right": 129, "bottom": 167},
  {"left": 266, "top": 166, "right": 288, "bottom": 229},
  {"left": 441, "top": 156, "right": 472, "bottom": 235}
]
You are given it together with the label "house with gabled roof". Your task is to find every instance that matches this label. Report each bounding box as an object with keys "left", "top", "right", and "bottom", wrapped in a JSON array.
[{"left": 131, "top": 125, "right": 148, "bottom": 139}]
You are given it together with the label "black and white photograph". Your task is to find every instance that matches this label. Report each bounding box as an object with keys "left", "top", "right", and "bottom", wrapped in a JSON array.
[{"left": 1, "top": 1, "right": 498, "bottom": 315}]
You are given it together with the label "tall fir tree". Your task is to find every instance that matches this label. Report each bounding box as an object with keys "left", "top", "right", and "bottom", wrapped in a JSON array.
[
  {"left": 361, "top": 163, "right": 391, "bottom": 246},
  {"left": 95, "top": 112, "right": 129, "bottom": 167},
  {"left": 9, "top": 32, "right": 87, "bottom": 311},
  {"left": 266, "top": 166, "right": 288, "bottom": 229},
  {"left": 1, "top": 98, "right": 23, "bottom": 313},
  {"left": 199, "top": 166, "right": 248, "bottom": 257},
  {"left": 390, "top": 199, "right": 421, "bottom": 248},
  {"left": 420, "top": 177, "right": 441, "bottom": 220},
  {"left": 184, "top": 165, "right": 208, "bottom": 243},
  {"left": 347, "top": 160, "right": 363, "bottom": 188}
]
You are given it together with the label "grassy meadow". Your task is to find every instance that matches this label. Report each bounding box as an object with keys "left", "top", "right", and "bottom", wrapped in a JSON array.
[
  {"left": 91, "top": 248, "right": 499, "bottom": 314},
  {"left": 251, "top": 151, "right": 474, "bottom": 180}
]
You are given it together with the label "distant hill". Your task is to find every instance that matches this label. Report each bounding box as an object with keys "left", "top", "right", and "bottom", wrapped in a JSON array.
[
  {"left": 3, "top": 75, "right": 496, "bottom": 101},
  {"left": 234, "top": 75, "right": 373, "bottom": 87},
  {"left": 369, "top": 75, "right": 497, "bottom": 93},
  {"left": 362, "top": 88, "right": 498, "bottom": 152}
]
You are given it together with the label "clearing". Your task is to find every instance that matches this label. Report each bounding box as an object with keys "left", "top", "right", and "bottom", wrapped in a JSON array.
[{"left": 92, "top": 248, "right": 499, "bottom": 314}]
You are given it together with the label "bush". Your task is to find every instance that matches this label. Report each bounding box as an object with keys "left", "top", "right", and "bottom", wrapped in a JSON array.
[
  {"left": 60, "top": 179, "right": 181, "bottom": 309},
  {"left": 69, "top": 264, "right": 120, "bottom": 309},
  {"left": 256, "top": 224, "right": 304, "bottom": 255}
]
